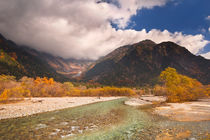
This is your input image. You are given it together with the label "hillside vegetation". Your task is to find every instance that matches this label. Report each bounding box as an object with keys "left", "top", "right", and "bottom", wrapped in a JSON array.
[
  {"left": 0, "top": 34, "right": 74, "bottom": 81},
  {"left": 0, "top": 66, "right": 209, "bottom": 103}
]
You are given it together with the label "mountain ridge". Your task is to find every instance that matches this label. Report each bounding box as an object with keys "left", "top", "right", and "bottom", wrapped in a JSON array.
[
  {"left": 83, "top": 40, "right": 210, "bottom": 86},
  {"left": 0, "top": 33, "right": 92, "bottom": 81}
]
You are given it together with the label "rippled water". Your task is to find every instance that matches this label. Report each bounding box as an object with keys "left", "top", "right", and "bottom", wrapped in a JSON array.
[{"left": 0, "top": 98, "right": 209, "bottom": 140}]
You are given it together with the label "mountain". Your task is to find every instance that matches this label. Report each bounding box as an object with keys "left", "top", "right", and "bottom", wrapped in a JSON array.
[
  {"left": 24, "top": 48, "right": 93, "bottom": 78},
  {"left": 83, "top": 40, "right": 210, "bottom": 86},
  {"left": 0, "top": 34, "right": 92, "bottom": 81}
]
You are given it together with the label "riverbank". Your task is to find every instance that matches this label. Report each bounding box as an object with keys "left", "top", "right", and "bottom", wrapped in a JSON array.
[
  {"left": 0, "top": 97, "right": 122, "bottom": 120},
  {"left": 155, "top": 98, "right": 210, "bottom": 121},
  {"left": 0, "top": 98, "right": 209, "bottom": 140},
  {"left": 125, "top": 96, "right": 210, "bottom": 122}
]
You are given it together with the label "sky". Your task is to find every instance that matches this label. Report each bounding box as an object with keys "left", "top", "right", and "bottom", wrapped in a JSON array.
[{"left": 0, "top": 0, "right": 209, "bottom": 60}]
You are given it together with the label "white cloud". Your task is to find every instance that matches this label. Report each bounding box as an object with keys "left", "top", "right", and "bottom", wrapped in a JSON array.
[
  {"left": 206, "top": 15, "right": 210, "bottom": 20},
  {"left": 0, "top": 0, "right": 209, "bottom": 60},
  {"left": 201, "top": 52, "right": 210, "bottom": 59},
  {"left": 209, "top": 27, "right": 210, "bottom": 32},
  {"left": 109, "top": 0, "right": 168, "bottom": 28}
]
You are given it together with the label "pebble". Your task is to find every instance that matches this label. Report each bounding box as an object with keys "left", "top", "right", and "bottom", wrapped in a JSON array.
[
  {"left": 189, "top": 138, "right": 197, "bottom": 140},
  {"left": 35, "top": 124, "right": 47, "bottom": 130},
  {"left": 0, "top": 97, "right": 122, "bottom": 120}
]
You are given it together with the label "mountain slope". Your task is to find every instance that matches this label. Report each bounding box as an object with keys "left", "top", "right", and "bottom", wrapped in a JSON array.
[
  {"left": 83, "top": 40, "right": 210, "bottom": 86},
  {"left": 24, "top": 47, "right": 93, "bottom": 78},
  {"left": 0, "top": 34, "right": 92, "bottom": 81},
  {"left": 0, "top": 34, "right": 68, "bottom": 81}
]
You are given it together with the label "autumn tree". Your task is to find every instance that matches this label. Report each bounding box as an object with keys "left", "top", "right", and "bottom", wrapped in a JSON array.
[
  {"left": 0, "top": 74, "right": 137, "bottom": 100},
  {"left": 153, "top": 85, "right": 167, "bottom": 96},
  {"left": 0, "top": 75, "right": 30, "bottom": 102},
  {"left": 160, "top": 67, "right": 206, "bottom": 102},
  {"left": 0, "top": 75, "right": 17, "bottom": 93}
]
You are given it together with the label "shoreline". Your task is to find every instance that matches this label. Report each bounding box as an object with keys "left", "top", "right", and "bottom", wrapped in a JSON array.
[
  {"left": 155, "top": 98, "right": 210, "bottom": 121},
  {"left": 125, "top": 96, "right": 210, "bottom": 122},
  {"left": 0, "top": 97, "right": 122, "bottom": 120}
]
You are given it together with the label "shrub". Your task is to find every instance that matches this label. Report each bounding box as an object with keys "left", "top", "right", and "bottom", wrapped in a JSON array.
[
  {"left": 80, "top": 87, "right": 136, "bottom": 97},
  {"left": 0, "top": 86, "right": 29, "bottom": 102},
  {"left": 153, "top": 85, "right": 167, "bottom": 96},
  {"left": 0, "top": 75, "right": 18, "bottom": 94},
  {"left": 0, "top": 74, "right": 137, "bottom": 100}
]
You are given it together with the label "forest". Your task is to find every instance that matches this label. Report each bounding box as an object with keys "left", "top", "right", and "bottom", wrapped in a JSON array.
[
  {"left": 0, "top": 75, "right": 136, "bottom": 102},
  {"left": 0, "top": 67, "right": 209, "bottom": 103}
]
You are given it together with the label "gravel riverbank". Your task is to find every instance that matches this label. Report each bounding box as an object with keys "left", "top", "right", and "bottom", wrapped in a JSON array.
[
  {"left": 0, "top": 97, "right": 122, "bottom": 120},
  {"left": 155, "top": 98, "right": 210, "bottom": 121}
]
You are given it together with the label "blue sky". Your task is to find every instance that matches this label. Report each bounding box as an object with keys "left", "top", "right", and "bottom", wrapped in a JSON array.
[
  {"left": 0, "top": 0, "right": 209, "bottom": 59},
  {"left": 126, "top": 0, "right": 210, "bottom": 54}
]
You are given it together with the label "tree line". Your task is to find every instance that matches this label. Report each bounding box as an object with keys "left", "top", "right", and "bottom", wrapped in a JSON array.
[
  {"left": 0, "top": 75, "right": 136, "bottom": 102},
  {"left": 0, "top": 67, "right": 209, "bottom": 103}
]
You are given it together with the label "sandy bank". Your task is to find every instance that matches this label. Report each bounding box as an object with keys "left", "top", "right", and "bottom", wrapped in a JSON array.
[
  {"left": 0, "top": 97, "right": 122, "bottom": 120},
  {"left": 155, "top": 99, "right": 210, "bottom": 121},
  {"left": 125, "top": 96, "right": 210, "bottom": 122},
  {"left": 124, "top": 95, "right": 166, "bottom": 106}
]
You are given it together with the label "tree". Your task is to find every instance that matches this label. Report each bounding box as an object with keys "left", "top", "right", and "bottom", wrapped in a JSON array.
[{"left": 160, "top": 67, "right": 206, "bottom": 102}]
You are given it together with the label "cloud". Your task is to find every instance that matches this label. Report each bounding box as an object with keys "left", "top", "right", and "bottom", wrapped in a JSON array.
[
  {"left": 0, "top": 0, "right": 209, "bottom": 60},
  {"left": 209, "top": 27, "right": 210, "bottom": 32},
  {"left": 206, "top": 15, "right": 210, "bottom": 20},
  {"left": 201, "top": 52, "right": 210, "bottom": 59}
]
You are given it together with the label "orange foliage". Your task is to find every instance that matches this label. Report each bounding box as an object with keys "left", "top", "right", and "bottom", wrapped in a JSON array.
[
  {"left": 34, "top": 77, "right": 54, "bottom": 85},
  {"left": 153, "top": 85, "right": 167, "bottom": 96},
  {"left": 0, "top": 75, "right": 136, "bottom": 101},
  {"left": 159, "top": 67, "right": 208, "bottom": 102},
  {"left": 0, "top": 86, "right": 30, "bottom": 102},
  {"left": 80, "top": 87, "right": 136, "bottom": 97},
  {"left": 0, "top": 50, "right": 4, "bottom": 59},
  {"left": 9, "top": 52, "right": 18, "bottom": 60}
]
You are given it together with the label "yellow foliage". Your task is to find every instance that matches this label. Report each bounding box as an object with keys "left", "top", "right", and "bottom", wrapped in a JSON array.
[
  {"left": 0, "top": 74, "right": 136, "bottom": 101},
  {"left": 0, "top": 75, "right": 16, "bottom": 82},
  {"left": 0, "top": 86, "right": 30, "bottom": 102},
  {"left": 160, "top": 67, "right": 206, "bottom": 102},
  {"left": 63, "top": 86, "right": 136, "bottom": 97},
  {"left": 34, "top": 77, "right": 54, "bottom": 85},
  {"left": 0, "top": 89, "right": 9, "bottom": 101},
  {"left": 0, "top": 51, "right": 5, "bottom": 59},
  {"left": 34, "top": 77, "right": 41, "bottom": 85},
  {"left": 68, "top": 88, "right": 81, "bottom": 96},
  {"left": 203, "top": 85, "right": 210, "bottom": 96},
  {"left": 153, "top": 85, "right": 167, "bottom": 96},
  {"left": 48, "top": 78, "right": 54, "bottom": 85},
  {"left": 63, "top": 82, "right": 74, "bottom": 91},
  {"left": 80, "top": 87, "right": 136, "bottom": 97}
]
